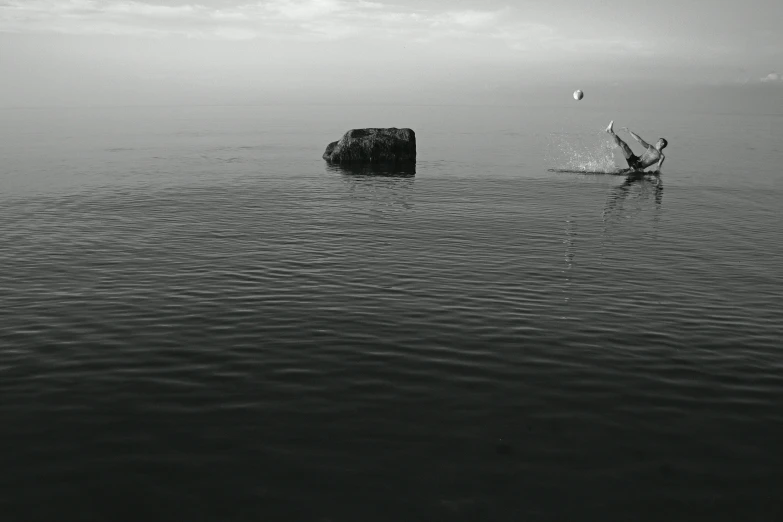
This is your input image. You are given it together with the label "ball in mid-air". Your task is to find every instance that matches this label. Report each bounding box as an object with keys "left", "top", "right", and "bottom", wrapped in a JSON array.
[{"left": 573, "top": 89, "right": 584, "bottom": 101}]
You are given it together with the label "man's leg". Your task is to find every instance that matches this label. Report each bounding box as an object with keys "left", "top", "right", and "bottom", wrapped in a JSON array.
[{"left": 605, "top": 121, "right": 634, "bottom": 160}]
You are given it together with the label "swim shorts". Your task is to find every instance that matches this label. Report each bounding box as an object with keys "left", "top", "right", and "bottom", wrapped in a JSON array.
[{"left": 626, "top": 154, "right": 643, "bottom": 170}]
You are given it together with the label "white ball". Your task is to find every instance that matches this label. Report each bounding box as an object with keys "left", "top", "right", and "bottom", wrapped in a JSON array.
[{"left": 573, "top": 89, "right": 584, "bottom": 101}]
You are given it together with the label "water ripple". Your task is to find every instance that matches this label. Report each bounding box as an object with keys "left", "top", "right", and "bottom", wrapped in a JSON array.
[{"left": 1, "top": 108, "right": 783, "bottom": 521}]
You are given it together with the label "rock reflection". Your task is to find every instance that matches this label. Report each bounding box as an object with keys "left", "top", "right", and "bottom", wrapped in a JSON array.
[
  {"left": 325, "top": 162, "right": 416, "bottom": 177},
  {"left": 330, "top": 163, "right": 416, "bottom": 213}
]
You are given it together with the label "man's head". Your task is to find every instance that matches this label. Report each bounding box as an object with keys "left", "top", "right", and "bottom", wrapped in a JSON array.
[{"left": 656, "top": 138, "right": 668, "bottom": 151}]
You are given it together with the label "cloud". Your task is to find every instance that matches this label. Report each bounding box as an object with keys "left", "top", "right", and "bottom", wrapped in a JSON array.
[
  {"left": 264, "top": 0, "right": 347, "bottom": 21},
  {"left": 760, "top": 72, "right": 782, "bottom": 82},
  {"left": 493, "top": 24, "right": 653, "bottom": 58},
  {"left": 0, "top": 0, "right": 654, "bottom": 58},
  {"left": 211, "top": 26, "right": 259, "bottom": 41},
  {"left": 435, "top": 10, "right": 500, "bottom": 29},
  {"left": 0, "top": 1, "right": 232, "bottom": 38}
]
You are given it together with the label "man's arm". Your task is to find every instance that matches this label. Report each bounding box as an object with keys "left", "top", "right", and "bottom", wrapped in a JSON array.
[
  {"left": 653, "top": 155, "right": 664, "bottom": 173},
  {"left": 621, "top": 127, "right": 651, "bottom": 149}
]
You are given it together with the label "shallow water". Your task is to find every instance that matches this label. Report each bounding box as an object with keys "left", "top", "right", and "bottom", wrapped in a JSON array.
[{"left": 1, "top": 104, "right": 782, "bottom": 521}]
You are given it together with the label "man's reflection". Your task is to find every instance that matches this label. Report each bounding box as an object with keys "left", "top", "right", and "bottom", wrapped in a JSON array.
[{"left": 603, "top": 172, "right": 663, "bottom": 224}]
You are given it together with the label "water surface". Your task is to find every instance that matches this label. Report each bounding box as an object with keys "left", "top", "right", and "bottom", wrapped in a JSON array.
[{"left": 1, "top": 104, "right": 781, "bottom": 521}]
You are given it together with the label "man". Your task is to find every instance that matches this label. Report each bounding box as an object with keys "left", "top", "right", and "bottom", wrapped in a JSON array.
[{"left": 606, "top": 120, "right": 666, "bottom": 173}]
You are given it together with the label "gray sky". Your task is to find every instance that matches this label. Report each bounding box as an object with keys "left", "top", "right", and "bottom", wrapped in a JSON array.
[{"left": 1, "top": 0, "right": 781, "bottom": 106}]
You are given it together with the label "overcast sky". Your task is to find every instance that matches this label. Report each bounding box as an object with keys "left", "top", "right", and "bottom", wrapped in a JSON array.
[{"left": 1, "top": 0, "right": 781, "bottom": 106}]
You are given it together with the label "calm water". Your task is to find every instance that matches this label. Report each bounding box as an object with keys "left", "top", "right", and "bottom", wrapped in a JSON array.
[{"left": 1, "top": 104, "right": 782, "bottom": 521}]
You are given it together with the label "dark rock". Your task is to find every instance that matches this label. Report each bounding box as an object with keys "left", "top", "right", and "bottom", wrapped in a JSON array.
[{"left": 323, "top": 128, "right": 416, "bottom": 164}]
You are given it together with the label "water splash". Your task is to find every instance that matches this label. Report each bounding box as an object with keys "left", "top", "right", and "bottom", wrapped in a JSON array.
[{"left": 549, "top": 132, "right": 618, "bottom": 173}]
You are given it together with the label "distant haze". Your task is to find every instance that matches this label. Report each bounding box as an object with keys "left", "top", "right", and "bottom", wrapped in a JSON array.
[{"left": 1, "top": 0, "right": 781, "bottom": 109}]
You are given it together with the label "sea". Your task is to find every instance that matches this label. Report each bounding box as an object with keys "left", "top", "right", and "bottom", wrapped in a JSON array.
[{"left": 1, "top": 103, "right": 781, "bottom": 522}]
